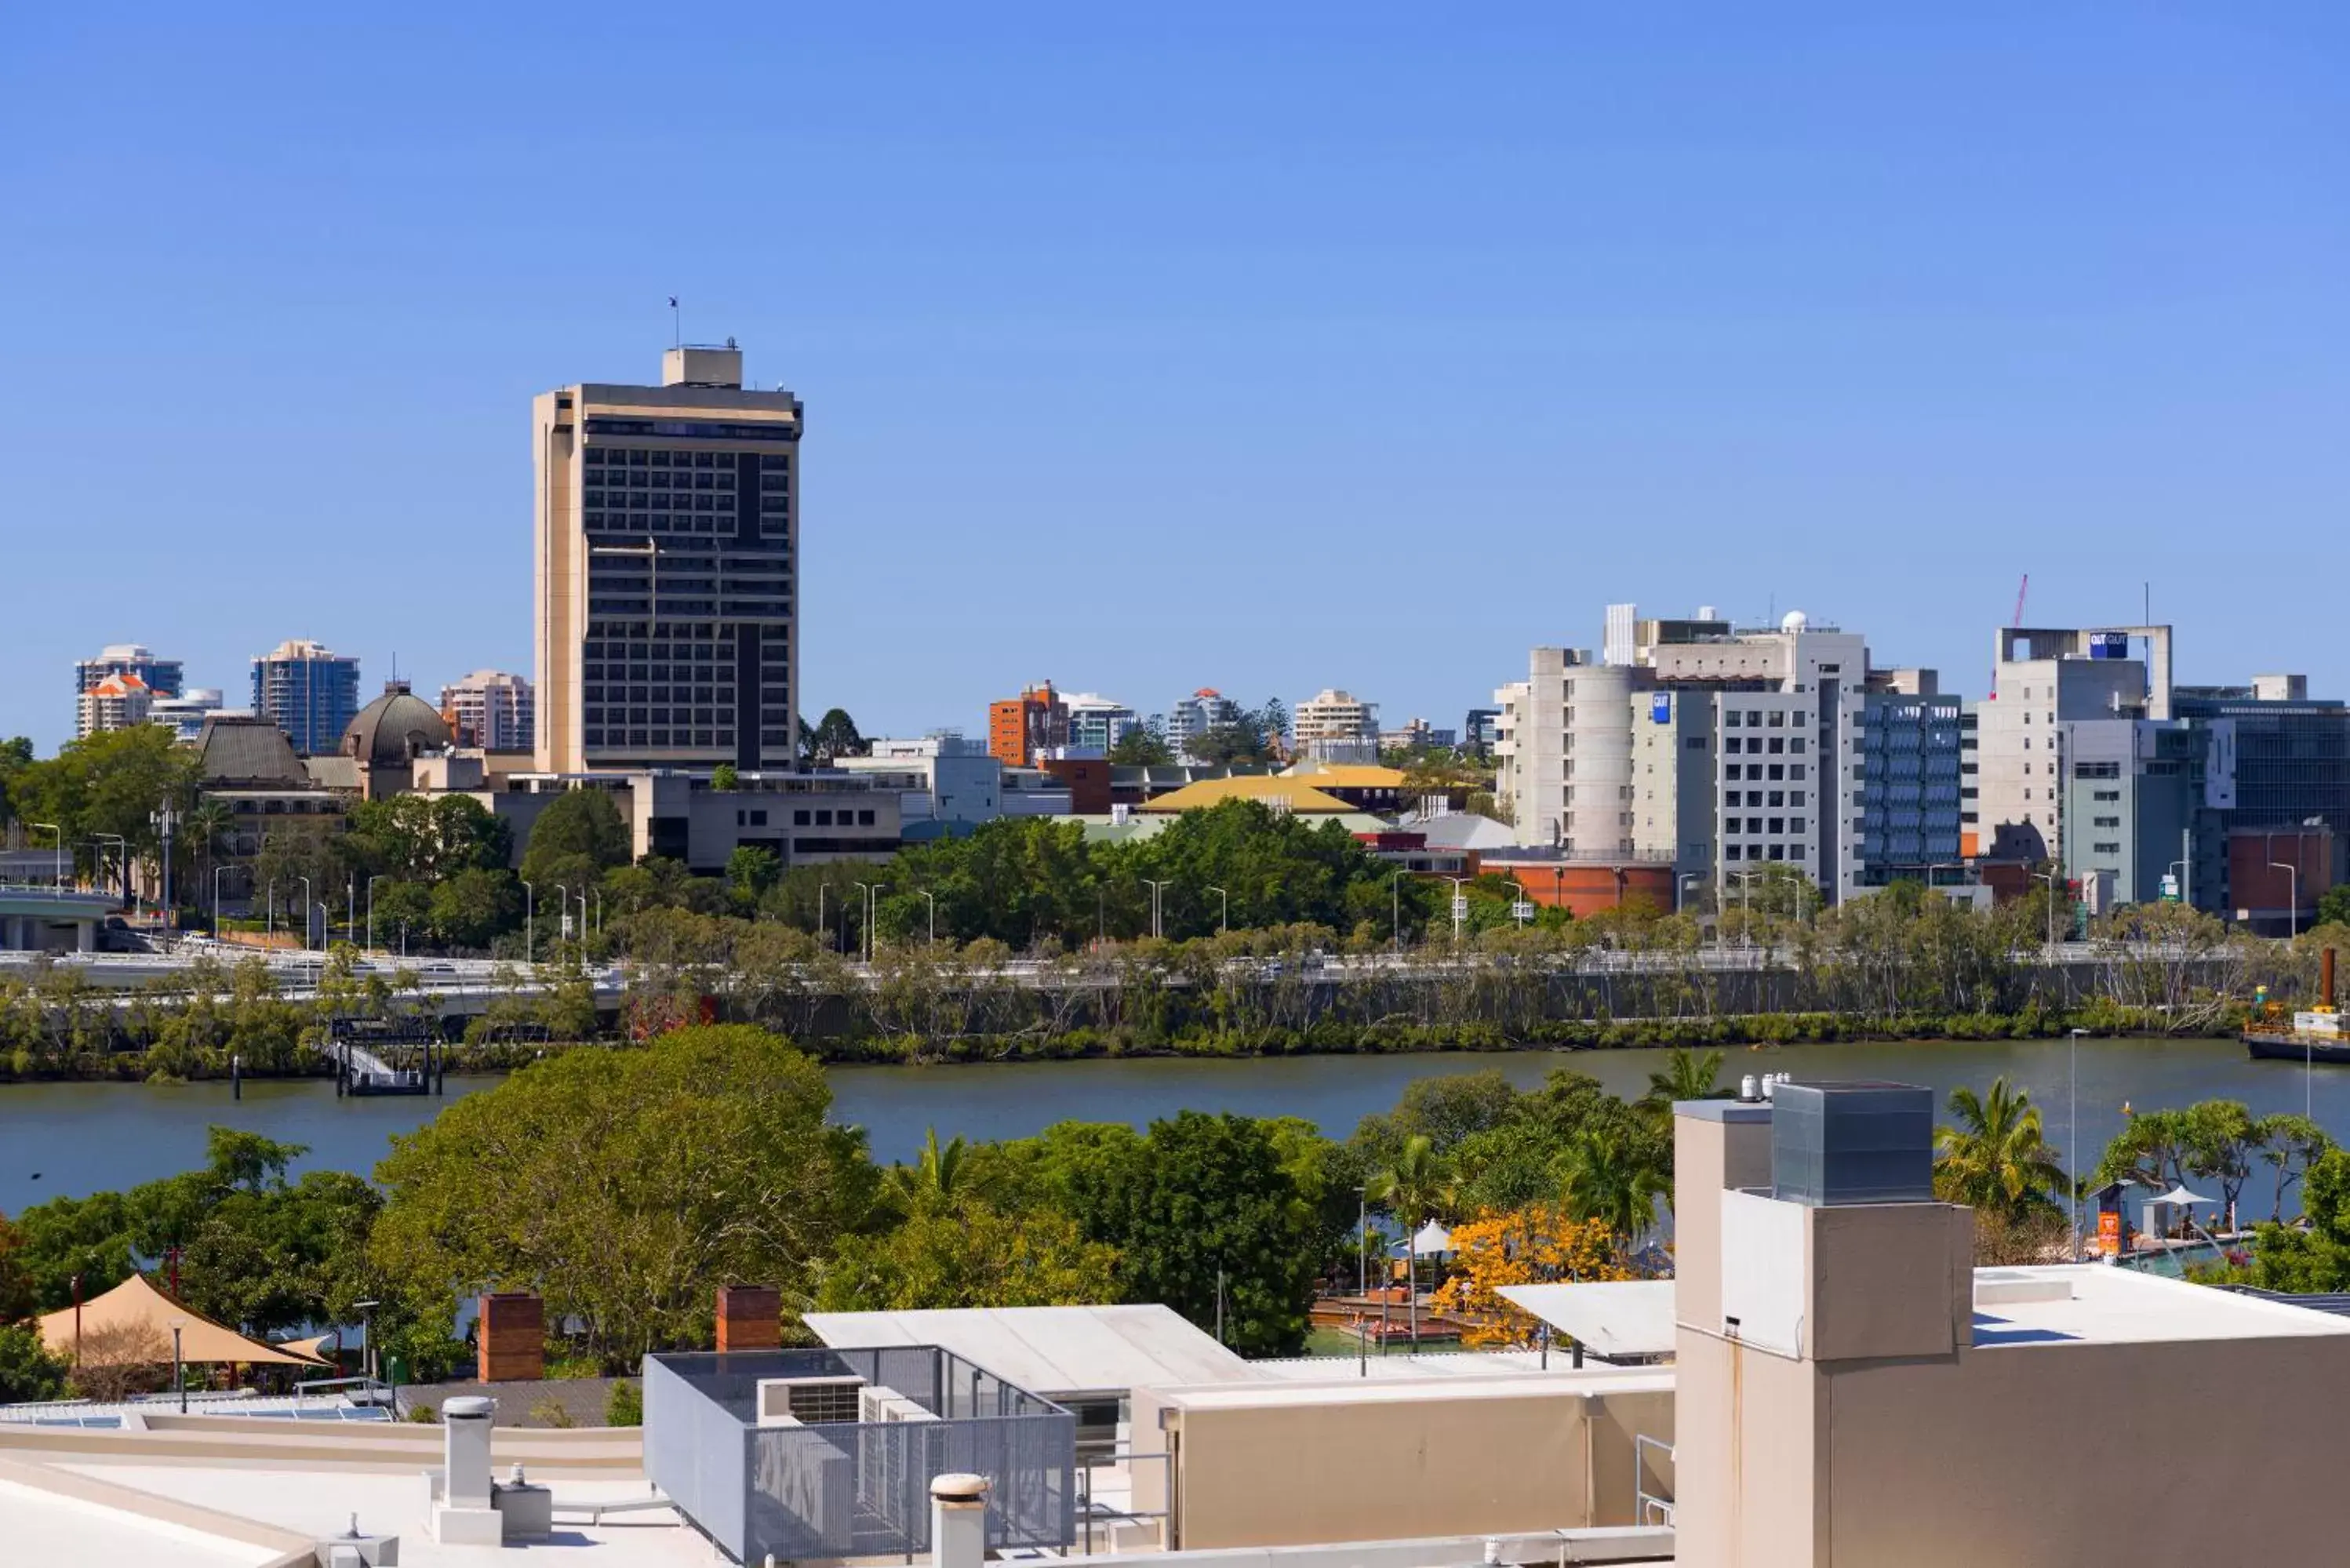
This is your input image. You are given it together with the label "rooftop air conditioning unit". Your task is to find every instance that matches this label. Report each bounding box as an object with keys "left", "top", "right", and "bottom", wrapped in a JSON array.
[{"left": 756, "top": 1373, "right": 867, "bottom": 1427}]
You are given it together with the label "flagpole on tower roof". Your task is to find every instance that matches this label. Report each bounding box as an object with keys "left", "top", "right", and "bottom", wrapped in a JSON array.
[{"left": 668, "top": 296, "right": 680, "bottom": 347}]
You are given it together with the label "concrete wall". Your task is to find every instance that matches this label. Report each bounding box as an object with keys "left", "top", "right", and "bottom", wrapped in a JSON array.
[
  {"left": 1820, "top": 1333, "right": 2350, "bottom": 1566},
  {"left": 1140, "top": 1382, "right": 1672, "bottom": 1552}
]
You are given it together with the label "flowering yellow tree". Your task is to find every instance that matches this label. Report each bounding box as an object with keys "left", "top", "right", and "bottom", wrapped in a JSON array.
[{"left": 1431, "top": 1203, "right": 1629, "bottom": 1348}]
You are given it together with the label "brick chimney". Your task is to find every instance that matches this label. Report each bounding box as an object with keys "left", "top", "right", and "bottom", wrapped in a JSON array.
[
  {"left": 716, "top": 1284, "right": 781, "bottom": 1352},
  {"left": 477, "top": 1292, "right": 544, "bottom": 1383}
]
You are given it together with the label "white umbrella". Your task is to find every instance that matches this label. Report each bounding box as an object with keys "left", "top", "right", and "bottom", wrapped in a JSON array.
[
  {"left": 1409, "top": 1221, "right": 1453, "bottom": 1257},
  {"left": 2156, "top": 1184, "right": 2213, "bottom": 1208}
]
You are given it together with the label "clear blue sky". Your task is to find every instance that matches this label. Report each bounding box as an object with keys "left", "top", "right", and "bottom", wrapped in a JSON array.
[{"left": 3, "top": 5, "right": 2343, "bottom": 751}]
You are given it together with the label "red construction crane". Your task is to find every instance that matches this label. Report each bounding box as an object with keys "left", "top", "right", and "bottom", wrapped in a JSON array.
[{"left": 2012, "top": 573, "right": 2030, "bottom": 628}]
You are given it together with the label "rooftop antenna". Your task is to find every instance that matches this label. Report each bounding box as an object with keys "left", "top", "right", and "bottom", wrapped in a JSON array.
[{"left": 668, "top": 295, "right": 680, "bottom": 348}]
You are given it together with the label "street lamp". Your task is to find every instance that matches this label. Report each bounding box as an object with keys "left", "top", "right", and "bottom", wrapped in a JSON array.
[
  {"left": 521, "top": 880, "right": 534, "bottom": 965},
  {"left": 2030, "top": 871, "right": 2061, "bottom": 960},
  {"left": 169, "top": 1315, "right": 188, "bottom": 1413},
  {"left": 854, "top": 882, "right": 887, "bottom": 963},
  {"left": 296, "top": 877, "right": 313, "bottom": 951},
  {"left": 1141, "top": 879, "right": 1171, "bottom": 940},
  {"left": 919, "top": 890, "right": 937, "bottom": 948},
  {"left": 1442, "top": 875, "right": 1471, "bottom": 944},
  {"left": 212, "top": 864, "right": 234, "bottom": 933},
  {"left": 28, "top": 822, "right": 63, "bottom": 888},
  {"left": 1390, "top": 871, "right": 1403, "bottom": 953},
  {"left": 355, "top": 1298, "right": 380, "bottom": 1388},
  {"left": 151, "top": 802, "right": 179, "bottom": 926},
  {"left": 2068, "top": 1027, "right": 2087, "bottom": 1260},
  {"left": 554, "top": 885, "right": 573, "bottom": 951},
  {"left": 366, "top": 875, "right": 388, "bottom": 953},
  {"left": 2270, "top": 860, "right": 2301, "bottom": 944},
  {"left": 92, "top": 833, "right": 128, "bottom": 908},
  {"left": 1206, "top": 885, "right": 1229, "bottom": 936}
]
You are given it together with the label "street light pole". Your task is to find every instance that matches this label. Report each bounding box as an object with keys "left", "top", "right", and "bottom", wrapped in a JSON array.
[
  {"left": 212, "top": 864, "right": 232, "bottom": 933},
  {"left": 522, "top": 880, "right": 534, "bottom": 965},
  {"left": 854, "top": 882, "right": 887, "bottom": 963},
  {"left": 2270, "top": 860, "right": 2301, "bottom": 945},
  {"left": 29, "top": 822, "right": 64, "bottom": 888},
  {"left": 1207, "top": 885, "right": 1228, "bottom": 936},
  {"left": 366, "top": 875, "right": 387, "bottom": 953},
  {"left": 296, "top": 877, "right": 313, "bottom": 951},
  {"left": 169, "top": 1316, "right": 187, "bottom": 1413},
  {"left": 1390, "top": 871, "right": 1402, "bottom": 952},
  {"left": 1442, "top": 875, "right": 1471, "bottom": 944},
  {"left": 2068, "top": 1026, "right": 2086, "bottom": 1261},
  {"left": 2273, "top": 860, "right": 2311, "bottom": 1116},
  {"left": 919, "top": 890, "right": 936, "bottom": 948},
  {"left": 1141, "top": 879, "right": 1170, "bottom": 940}
]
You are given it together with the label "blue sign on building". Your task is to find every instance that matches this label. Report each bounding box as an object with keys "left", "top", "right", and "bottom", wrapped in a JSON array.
[
  {"left": 2088, "top": 632, "right": 2130, "bottom": 660},
  {"left": 1651, "top": 693, "right": 1673, "bottom": 724}
]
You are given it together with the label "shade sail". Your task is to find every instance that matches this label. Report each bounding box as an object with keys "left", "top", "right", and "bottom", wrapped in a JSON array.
[
  {"left": 2156, "top": 1185, "right": 2214, "bottom": 1208},
  {"left": 1409, "top": 1221, "right": 1453, "bottom": 1257},
  {"left": 1497, "top": 1280, "right": 1677, "bottom": 1360},
  {"left": 36, "top": 1272, "right": 329, "bottom": 1367}
]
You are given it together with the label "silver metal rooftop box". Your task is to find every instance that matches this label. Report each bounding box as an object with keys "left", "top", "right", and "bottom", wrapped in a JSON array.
[{"left": 1770, "top": 1081, "right": 1933, "bottom": 1206}]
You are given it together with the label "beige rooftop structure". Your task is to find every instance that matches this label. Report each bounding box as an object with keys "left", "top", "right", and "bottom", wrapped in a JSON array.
[{"left": 1672, "top": 1085, "right": 2350, "bottom": 1567}]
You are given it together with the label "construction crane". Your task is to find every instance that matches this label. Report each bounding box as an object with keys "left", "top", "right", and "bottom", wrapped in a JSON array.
[{"left": 2012, "top": 573, "right": 2030, "bottom": 628}]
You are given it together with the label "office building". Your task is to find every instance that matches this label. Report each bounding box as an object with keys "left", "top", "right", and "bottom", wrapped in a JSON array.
[
  {"left": 1976, "top": 624, "right": 2170, "bottom": 866},
  {"left": 988, "top": 681, "right": 1069, "bottom": 768},
  {"left": 834, "top": 734, "right": 1003, "bottom": 835},
  {"left": 1855, "top": 670, "right": 1966, "bottom": 887},
  {"left": 1504, "top": 608, "right": 1872, "bottom": 903},
  {"left": 74, "top": 672, "right": 154, "bottom": 736},
  {"left": 148, "top": 687, "right": 232, "bottom": 743},
  {"left": 73, "top": 643, "right": 182, "bottom": 737},
  {"left": 1161, "top": 689, "right": 1245, "bottom": 758},
  {"left": 439, "top": 669, "right": 535, "bottom": 753},
  {"left": 1380, "top": 717, "right": 1457, "bottom": 751},
  {"left": 1463, "top": 705, "right": 1501, "bottom": 756},
  {"left": 1293, "top": 688, "right": 1377, "bottom": 747},
  {"left": 1062, "top": 693, "right": 1139, "bottom": 753},
  {"left": 2059, "top": 718, "right": 2219, "bottom": 908},
  {"left": 249, "top": 638, "right": 361, "bottom": 755},
  {"left": 2174, "top": 677, "right": 2350, "bottom": 882},
  {"left": 533, "top": 341, "right": 802, "bottom": 775}
]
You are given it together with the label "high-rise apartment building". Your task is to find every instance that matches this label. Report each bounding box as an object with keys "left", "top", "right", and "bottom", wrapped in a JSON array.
[
  {"left": 1160, "top": 689, "right": 1244, "bottom": 758},
  {"left": 534, "top": 343, "right": 802, "bottom": 775},
  {"left": 151, "top": 688, "right": 232, "bottom": 743},
  {"left": 988, "top": 682, "right": 1070, "bottom": 768},
  {"left": 76, "top": 673, "right": 155, "bottom": 737},
  {"left": 440, "top": 669, "right": 536, "bottom": 752},
  {"left": 75, "top": 643, "right": 183, "bottom": 737},
  {"left": 1856, "top": 671, "right": 1966, "bottom": 886},
  {"left": 1062, "top": 693, "right": 1139, "bottom": 754},
  {"left": 1293, "top": 689, "right": 1378, "bottom": 746},
  {"left": 249, "top": 638, "right": 361, "bottom": 755}
]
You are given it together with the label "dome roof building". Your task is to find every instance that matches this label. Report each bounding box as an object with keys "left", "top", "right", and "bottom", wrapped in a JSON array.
[{"left": 336, "top": 680, "right": 454, "bottom": 798}]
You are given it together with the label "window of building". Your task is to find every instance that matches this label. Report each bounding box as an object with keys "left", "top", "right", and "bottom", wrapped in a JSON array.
[
  {"left": 1769, "top": 765, "right": 1784, "bottom": 781},
  {"left": 1768, "top": 738, "right": 1784, "bottom": 755},
  {"left": 1686, "top": 737, "right": 1706, "bottom": 750},
  {"left": 1726, "top": 843, "right": 1743, "bottom": 860},
  {"left": 1769, "top": 791, "right": 1784, "bottom": 808},
  {"left": 793, "top": 809, "right": 811, "bottom": 826},
  {"left": 1788, "top": 738, "right": 1804, "bottom": 754},
  {"left": 2093, "top": 816, "right": 2120, "bottom": 828},
  {"left": 2093, "top": 841, "right": 2122, "bottom": 855},
  {"left": 1769, "top": 817, "right": 1784, "bottom": 834},
  {"left": 1790, "top": 818, "right": 1805, "bottom": 833},
  {"left": 858, "top": 809, "right": 876, "bottom": 826}
]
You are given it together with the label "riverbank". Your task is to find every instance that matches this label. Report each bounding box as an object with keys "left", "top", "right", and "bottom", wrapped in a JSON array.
[{"left": 0, "top": 1002, "right": 2240, "bottom": 1082}]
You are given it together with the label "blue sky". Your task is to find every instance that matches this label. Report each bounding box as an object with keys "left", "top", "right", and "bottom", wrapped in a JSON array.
[{"left": 2, "top": 5, "right": 2343, "bottom": 750}]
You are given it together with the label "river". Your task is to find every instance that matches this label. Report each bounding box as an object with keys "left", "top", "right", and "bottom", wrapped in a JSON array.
[{"left": 1, "top": 1038, "right": 2342, "bottom": 1221}]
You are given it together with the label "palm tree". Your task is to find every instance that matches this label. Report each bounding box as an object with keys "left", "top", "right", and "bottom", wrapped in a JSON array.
[
  {"left": 1559, "top": 1123, "right": 1670, "bottom": 1253},
  {"left": 885, "top": 1127, "right": 969, "bottom": 1214},
  {"left": 1640, "top": 1047, "right": 1731, "bottom": 1115},
  {"left": 1933, "top": 1078, "right": 2068, "bottom": 1221},
  {"left": 1367, "top": 1134, "right": 1457, "bottom": 1347}
]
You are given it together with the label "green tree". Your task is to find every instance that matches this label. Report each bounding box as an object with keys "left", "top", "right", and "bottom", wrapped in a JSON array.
[
  {"left": 519, "top": 790, "right": 631, "bottom": 885},
  {"left": 805, "top": 708, "right": 867, "bottom": 763},
  {"left": 427, "top": 869, "right": 518, "bottom": 951},
  {"left": 709, "top": 762, "right": 739, "bottom": 791},
  {"left": 369, "top": 1025, "right": 867, "bottom": 1369},
  {"left": 2257, "top": 1114, "right": 2334, "bottom": 1224},
  {"left": 817, "top": 1202, "right": 1118, "bottom": 1312},
  {"left": 882, "top": 1128, "right": 972, "bottom": 1216},
  {"left": 1108, "top": 729, "right": 1176, "bottom": 767},
  {"left": 1084, "top": 1112, "right": 1317, "bottom": 1355},
  {"left": 1352, "top": 1071, "right": 1522, "bottom": 1169},
  {"left": 1934, "top": 1079, "right": 2068, "bottom": 1222},
  {"left": 0, "top": 735, "right": 37, "bottom": 827},
  {"left": 1557, "top": 1122, "right": 1670, "bottom": 1250},
  {"left": 0, "top": 1323, "right": 68, "bottom": 1403},
  {"left": 1639, "top": 1048, "right": 1731, "bottom": 1117},
  {"left": 2315, "top": 886, "right": 2350, "bottom": 930},
  {"left": 8, "top": 726, "right": 201, "bottom": 899},
  {"left": 726, "top": 845, "right": 782, "bottom": 901},
  {"left": 1366, "top": 1134, "right": 1457, "bottom": 1231}
]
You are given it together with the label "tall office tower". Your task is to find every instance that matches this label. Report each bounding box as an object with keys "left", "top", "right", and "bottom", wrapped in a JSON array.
[
  {"left": 440, "top": 669, "right": 537, "bottom": 752},
  {"left": 1977, "top": 624, "right": 2170, "bottom": 866},
  {"left": 75, "top": 643, "right": 184, "bottom": 737},
  {"left": 534, "top": 343, "right": 802, "bottom": 775},
  {"left": 250, "top": 638, "right": 361, "bottom": 755}
]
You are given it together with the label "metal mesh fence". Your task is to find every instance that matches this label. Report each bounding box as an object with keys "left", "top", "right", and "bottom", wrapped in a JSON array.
[{"left": 645, "top": 1346, "right": 1074, "bottom": 1563}]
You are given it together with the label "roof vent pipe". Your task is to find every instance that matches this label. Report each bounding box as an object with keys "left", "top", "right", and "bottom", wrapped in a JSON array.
[{"left": 930, "top": 1473, "right": 990, "bottom": 1568}]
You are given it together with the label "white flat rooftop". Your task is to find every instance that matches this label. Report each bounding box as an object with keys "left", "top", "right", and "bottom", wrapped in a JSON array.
[
  {"left": 1498, "top": 1280, "right": 1677, "bottom": 1359},
  {"left": 0, "top": 1477, "right": 278, "bottom": 1568},
  {"left": 1968, "top": 1265, "right": 2350, "bottom": 1348},
  {"left": 33, "top": 1465, "right": 700, "bottom": 1568},
  {"left": 1140, "top": 1366, "right": 1672, "bottom": 1410},
  {"left": 803, "top": 1303, "right": 1262, "bottom": 1396},
  {"left": 1248, "top": 1348, "right": 1599, "bottom": 1381}
]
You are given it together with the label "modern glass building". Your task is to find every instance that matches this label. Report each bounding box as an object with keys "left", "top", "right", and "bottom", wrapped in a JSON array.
[{"left": 249, "top": 639, "right": 360, "bottom": 756}]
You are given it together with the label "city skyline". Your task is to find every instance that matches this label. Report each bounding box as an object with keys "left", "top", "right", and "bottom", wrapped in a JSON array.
[{"left": 4, "top": 8, "right": 2345, "bottom": 750}]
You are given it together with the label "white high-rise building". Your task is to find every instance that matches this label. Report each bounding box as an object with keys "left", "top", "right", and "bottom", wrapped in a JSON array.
[
  {"left": 1293, "top": 689, "right": 1377, "bottom": 744},
  {"left": 1161, "top": 689, "right": 1245, "bottom": 757},
  {"left": 440, "top": 670, "right": 537, "bottom": 753},
  {"left": 1974, "top": 625, "right": 2170, "bottom": 866},
  {"left": 76, "top": 672, "right": 154, "bottom": 737},
  {"left": 1497, "top": 606, "right": 1874, "bottom": 903}
]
